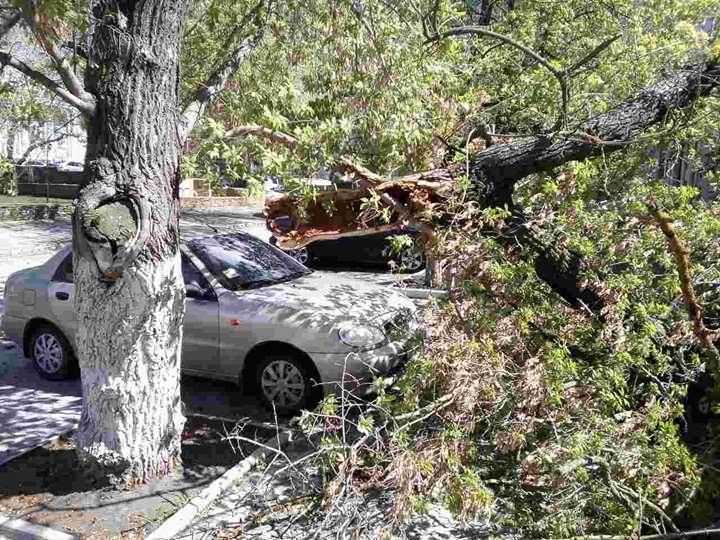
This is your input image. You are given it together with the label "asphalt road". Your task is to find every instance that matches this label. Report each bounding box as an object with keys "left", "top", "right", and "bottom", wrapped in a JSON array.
[{"left": 0, "top": 205, "right": 420, "bottom": 464}]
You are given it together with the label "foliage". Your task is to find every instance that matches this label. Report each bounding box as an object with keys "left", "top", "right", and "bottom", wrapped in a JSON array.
[
  {"left": 298, "top": 173, "right": 720, "bottom": 537},
  {"left": 0, "top": 156, "right": 14, "bottom": 194},
  {"left": 5, "top": 0, "right": 720, "bottom": 534},
  {"left": 269, "top": 1, "right": 720, "bottom": 536},
  {"left": 185, "top": 0, "right": 719, "bottom": 185}
]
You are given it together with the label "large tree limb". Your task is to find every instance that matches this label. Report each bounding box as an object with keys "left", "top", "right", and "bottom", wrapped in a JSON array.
[
  {"left": 468, "top": 60, "right": 720, "bottom": 207},
  {"left": 465, "top": 61, "right": 720, "bottom": 311},
  {"left": 267, "top": 58, "right": 720, "bottom": 231},
  {"left": 265, "top": 56, "right": 720, "bottom": 310},
  {"left": 0, "top": 50, "right": 95, "bottom": 114},
  {"left": 181, "top": 1, "right": 267, "bottom": 138}
]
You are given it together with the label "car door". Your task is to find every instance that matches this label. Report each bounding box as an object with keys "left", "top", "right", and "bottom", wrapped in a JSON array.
[
  {"left": 48, "top": 251, "right": 77, "bottom": 342},
  {"left": 181, "top": 253, "right": 220, "bottom": 375}
]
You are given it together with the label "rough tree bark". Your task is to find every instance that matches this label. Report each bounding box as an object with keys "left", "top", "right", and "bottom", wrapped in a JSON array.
[
  {"left": 72, "top": 0, "right": 189, "bottom": 483},
  {"left": 468, "top": 60, "right": 720, "bottom": 311},
  {"left": 0, "top": 8, "right": 19, "bottom": 40}
]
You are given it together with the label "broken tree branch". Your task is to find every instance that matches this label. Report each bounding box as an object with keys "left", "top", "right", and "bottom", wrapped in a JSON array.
[
  {"left": 467, "top": 58, "right": 720, "bottom": 207},
  {"left": 265, "top": 54, "right": 720, "bottom": 312}
]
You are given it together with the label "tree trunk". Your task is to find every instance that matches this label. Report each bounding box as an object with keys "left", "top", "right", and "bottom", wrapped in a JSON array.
[
  {"left": 463, "top": 60, "right": 720, "bottom": 311},
  {"left": 72, "top": 0, "right": 189, "bottom": 484}
]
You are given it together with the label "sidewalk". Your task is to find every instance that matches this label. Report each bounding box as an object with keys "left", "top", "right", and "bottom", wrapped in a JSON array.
[{"left": 0, "top": 346, "right": 81, "bottom": 466}]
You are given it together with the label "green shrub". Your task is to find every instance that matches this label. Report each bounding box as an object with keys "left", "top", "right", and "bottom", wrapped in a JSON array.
[{"left": 0, "top": 157, "right": 15, "bottom": 195}]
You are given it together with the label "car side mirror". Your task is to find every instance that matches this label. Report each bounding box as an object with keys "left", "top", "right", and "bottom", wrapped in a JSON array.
[{"left": 185, "top": 283, "right": 205, "bottom": 299}]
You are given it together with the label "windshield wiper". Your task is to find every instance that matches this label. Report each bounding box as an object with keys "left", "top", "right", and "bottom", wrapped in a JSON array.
[{"left": 241, "top": 271, "right": 308, "bottom": 290}]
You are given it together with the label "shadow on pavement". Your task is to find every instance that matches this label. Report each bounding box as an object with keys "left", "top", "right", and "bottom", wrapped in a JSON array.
[{"left": 0, "top": 416, "right": 273, "bottom": 538}]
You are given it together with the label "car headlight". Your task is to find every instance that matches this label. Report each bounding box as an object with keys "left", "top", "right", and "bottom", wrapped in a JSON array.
[{"left": 337, "top": 321, "right": 385, "bottom": 350}]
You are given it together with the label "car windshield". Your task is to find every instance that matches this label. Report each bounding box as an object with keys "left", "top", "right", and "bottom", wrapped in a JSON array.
[{"left": 186, "top": 233, "right": 311, "bottom": 291}]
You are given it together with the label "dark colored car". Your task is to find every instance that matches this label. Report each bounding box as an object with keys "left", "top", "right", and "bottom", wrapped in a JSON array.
[{"left": 270, "top": 228, "right": 425, "bottom": 273}]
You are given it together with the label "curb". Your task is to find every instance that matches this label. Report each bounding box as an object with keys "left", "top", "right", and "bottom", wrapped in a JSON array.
[
  {"left": 0, "top": 514, "right": 77, "bottom": 540},
  {"left": 394, "top": 287, "right": 449, "bottom": 299},
  {"left": 147, "top": 428, "right": 295, "bottom": 540}
]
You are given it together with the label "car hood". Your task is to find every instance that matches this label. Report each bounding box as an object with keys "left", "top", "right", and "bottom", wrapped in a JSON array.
[{"left": 222, "top": 272, "right": 416, "bottom": 329}]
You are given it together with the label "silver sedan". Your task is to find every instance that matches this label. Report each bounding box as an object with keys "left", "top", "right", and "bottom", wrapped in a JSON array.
[{"left": 1, "top": 232, "right": 419, "bottom": 413}]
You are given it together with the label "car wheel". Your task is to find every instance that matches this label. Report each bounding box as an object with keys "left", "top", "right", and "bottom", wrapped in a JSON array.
[
  {"left": 30, "top": 325, "right": 75, "bottom": 380},
  {"left": 256, "top": 354, "right": 314, "bottom": 414},
  {"left": 292, "top": 247, "right": 310, "bottom": 265},
  {"left": 398, "top": 245, "right": 425, "bottom": 273}
]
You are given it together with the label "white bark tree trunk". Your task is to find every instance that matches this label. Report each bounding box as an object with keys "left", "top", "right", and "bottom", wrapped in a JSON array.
[
  {"left": 74, "top": 255, "right": 185, "bottom": 481},
  {"left": 72, "top": 0, "right": 190, "bottom": 483}
]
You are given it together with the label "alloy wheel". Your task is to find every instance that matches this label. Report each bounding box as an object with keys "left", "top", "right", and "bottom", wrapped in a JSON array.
[
  {"left": 260, "top": 359, "right": 307, "bottom": 410},
  {"left": 34, "top": 333, "right": 64, "bottom": 374},
  {"left": 400, "top": 247, "right": 424, "bottom": 272},
  {"left": 292, "top": 248, "right": 309, "bottom": 265}
]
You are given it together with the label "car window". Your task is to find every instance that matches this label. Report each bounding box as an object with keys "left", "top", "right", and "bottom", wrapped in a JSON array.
[
  {"left": 186, "top": 233, "right": 311, "bottom": 291},
  {"left": 181, "top": 254, "right": 215, "bottom": 299},
  {"left": 52, "top": 253, "right": 73, "bottom": 283}
]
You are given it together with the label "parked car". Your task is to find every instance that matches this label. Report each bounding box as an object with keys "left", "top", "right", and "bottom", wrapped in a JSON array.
[
  {"left": 57, "top": 161, "right": 84, "bottom": 172},
  {"left": 270, "top": 227, "right": 425, "bottom": 273},
  {"left": 1, "top": 233, "right": 418, "bottom": 414}
]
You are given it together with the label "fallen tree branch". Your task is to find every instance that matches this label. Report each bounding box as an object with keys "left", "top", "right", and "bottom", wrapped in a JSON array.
[{"left": 258, "top": 55, "right": 720, "bottom": 312}]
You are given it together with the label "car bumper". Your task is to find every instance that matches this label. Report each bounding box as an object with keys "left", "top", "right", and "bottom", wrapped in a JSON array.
[{"left": 310, "top": 338, "right": 416, "bottom": 396}]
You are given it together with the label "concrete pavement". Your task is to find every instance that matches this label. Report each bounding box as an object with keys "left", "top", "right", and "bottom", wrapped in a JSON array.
[{"left": 0, "top": 346, "right": 81, "bottom": 467}]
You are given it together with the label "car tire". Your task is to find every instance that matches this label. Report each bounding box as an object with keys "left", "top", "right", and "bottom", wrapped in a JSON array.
[
  {"left": 397, "top": 244, "right": 425, "bottom": 273},
  {"left": 29, "top": 325, "right": 76, "bottom": 380},
  {"left": 255, "top": 353, "right": 317, "bottom": 415}
]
